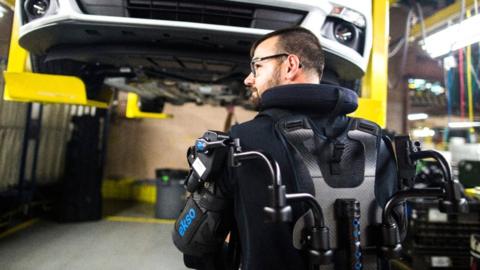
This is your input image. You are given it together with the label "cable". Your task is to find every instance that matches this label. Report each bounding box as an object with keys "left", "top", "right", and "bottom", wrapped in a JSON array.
[
  {"left": 388, "top": 37, "right": 407, "bottom": 58},
  {"left": 474, "top": 0, "right": 479, "bottom": 139},
  {"left": 457, "top": 0, "right": 467, "bottom": 120},
  {"left": 388, "top": 5, "right": 413, "bottom": 58},
  {"left": 415, "top": 2, "right": 427, "bottom": 48},
  {"left": 444, "top": 0, "right": 469, "bottom": 140},
  {"left": 388, "top": 3, "right": 424, "bottom": 59},
  {"left": 476, "top": 0, "right": 480, "bottom": 98},
  {"left": 388, "top": 6, "right": 414, "bottom": 90},
  {"left": 443, "top": 63, "right": 453, "bottom": 145},
  {"left": 399, "top": 8, "right": 413, "bottom": 79},
  {"left": 471, "top": 64, "right": 480, "bottom": 89},
  {"left": 466, "top": 10, "right": 475, "bottom": 138},
  {"left": 459, "top": 48, "right": 466, "bottom": 119}
]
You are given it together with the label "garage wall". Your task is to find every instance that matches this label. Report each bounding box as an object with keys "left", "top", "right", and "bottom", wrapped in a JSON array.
[
  {"left": 0, "top": 61, "right": 85, "bottom": 190},
  {"left": 104, "top": 103, "right": 257, "bottom": 179},
  {"left": 0, "top": 61, "right": 28, "bottom": 191},
  {"left": 0, "top": 3, "right": 13, "bottom": 60},
  {"left": 35, "top": 104, "right": 76, "bottom": 185}
]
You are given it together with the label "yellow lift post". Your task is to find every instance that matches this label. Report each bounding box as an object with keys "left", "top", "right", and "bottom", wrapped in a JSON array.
[{"left": 350, "top": 0, "right": 389, "bottom": 127}]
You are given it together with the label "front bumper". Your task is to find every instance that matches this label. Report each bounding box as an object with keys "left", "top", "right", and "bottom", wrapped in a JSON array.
[{"left": 18, "top": 0, "right": 370, "bottom": 80}]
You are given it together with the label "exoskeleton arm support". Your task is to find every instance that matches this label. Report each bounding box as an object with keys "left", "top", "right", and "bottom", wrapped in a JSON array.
[
  {"left": 231, "top": 149, "right": 333, "bottom": 268},
  {"left": 182, "top": 130, "right": 333, "bottom": 269},
  {"left": 379, "top": 136, "right": 469, "bottom": 259}
]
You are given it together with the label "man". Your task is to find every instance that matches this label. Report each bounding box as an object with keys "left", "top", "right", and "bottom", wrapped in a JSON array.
[
  {"left": 244, "top": 27, "right": 323, "bottom": 107},
  {"left": 179, "top": 27, "right": 398, "bottom": 270}
]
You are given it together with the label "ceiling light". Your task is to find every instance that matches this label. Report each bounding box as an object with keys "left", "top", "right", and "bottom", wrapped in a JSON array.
[
  {"left": 408, "top": 113, "right": 428, "bottom": 121},
  {"left": 422, "top": 14, "right": 480, "bottom": 58},
  {"left": 448, "top": 122, "right": 480, "bottom": 128},
  {"left": 0, "top": 5, "right": 6, "bottom": 18},
  {"left": 412, "top": 127, "right": 435, "bottom": 138},
  {"left": 443, "top": 55, "right": 457, "bottom": 70}
]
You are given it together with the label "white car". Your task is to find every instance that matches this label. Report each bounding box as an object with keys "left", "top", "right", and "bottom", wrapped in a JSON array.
[{"left": 17, "top": 0, "right": 372, "bottom": 110}]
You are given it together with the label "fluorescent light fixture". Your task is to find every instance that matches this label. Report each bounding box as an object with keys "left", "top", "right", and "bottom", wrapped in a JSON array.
[
  {"left": 422, "top": 14, "right": 480, "bottom": 58},
  {"left": 412, "top": 127, "right": 435, "bottom": 137},
  {"left": 0, "top": 5, "right": 6, "bottom": 18},
  {"left": 443, "top": 55, "right": 457, "bottom": 70},
  {"left": 448, "top": 122, "right": 480, "bottom": 128},
  {"left": 408, "top": 113, "right": 429, "bottom": 121}
]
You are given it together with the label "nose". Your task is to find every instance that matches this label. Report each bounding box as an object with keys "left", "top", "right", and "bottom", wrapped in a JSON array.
[{"left": 244, "top": 72, "right": 254, "bottom": 86}]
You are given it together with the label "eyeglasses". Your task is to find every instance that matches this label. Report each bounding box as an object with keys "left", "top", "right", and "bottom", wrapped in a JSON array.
[{"left": 250, "top": 53, "right": 289, "bottom": 77}]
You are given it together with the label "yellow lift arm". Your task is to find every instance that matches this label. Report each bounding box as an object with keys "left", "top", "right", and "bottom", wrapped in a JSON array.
[
  {"left": 2, "top": 0, "right": 111, "bottom": 108},
  {"left": 126, "top": 93, "right": 172, "bottom": 119},
  {"left": 350, "top": 0, "right": 389, "bottom": 127}
]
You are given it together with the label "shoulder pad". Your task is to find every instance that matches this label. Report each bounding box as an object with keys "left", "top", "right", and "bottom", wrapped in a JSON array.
[{"left": 349, "top": 118, "right": 381, "bottom": 137}]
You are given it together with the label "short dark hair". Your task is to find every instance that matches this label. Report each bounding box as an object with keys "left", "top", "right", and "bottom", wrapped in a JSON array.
[{"left": 250, "top": 27, "right": 325, "bottom": 79}]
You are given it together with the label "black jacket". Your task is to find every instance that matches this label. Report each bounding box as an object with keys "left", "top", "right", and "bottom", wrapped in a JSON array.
[{"left": 220, "top": 84, "right": 397, "bottom": 270}]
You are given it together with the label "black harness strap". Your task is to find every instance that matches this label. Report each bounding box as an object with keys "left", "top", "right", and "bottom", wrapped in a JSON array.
[
  {"left": 328, "top": 87, "right": 345, "bottom": 121},
  {"left": 258, "top": 109, "right": 318, "bottom": 196},
  {"left": 198, "top": 189, "right": 231, "bottom": 212},
  {"left": 259, "top": 108, "right": 386, "bottom": 269}
]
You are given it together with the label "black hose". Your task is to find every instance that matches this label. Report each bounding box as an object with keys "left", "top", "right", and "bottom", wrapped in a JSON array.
[
  {"left": 286, "top": 193, "right": 325, "bottom": 228},
  {"left": 233, "top": 150, "right": 326, "bottom": 230},
  {"left": 410, "top": 150, "right": 452, "bottom": 182},
  {"left": 233, "top": 151, "right": 281, "bottom": 186},
  {"left": 383, "top": 188, "right": 444, "bottom": 225}
]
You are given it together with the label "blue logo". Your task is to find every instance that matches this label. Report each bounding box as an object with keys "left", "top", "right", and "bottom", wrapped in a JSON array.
[
  {"left": 196, "top": 140, "right": 207, "bottom": 152},
  {"left": 178, "top": 208, "right": 196, "bottom": 237}
]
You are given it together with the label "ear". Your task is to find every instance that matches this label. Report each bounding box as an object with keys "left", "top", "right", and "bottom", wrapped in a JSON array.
[{"left": 285, "top": 54, "right": 302, "bottom": 81}]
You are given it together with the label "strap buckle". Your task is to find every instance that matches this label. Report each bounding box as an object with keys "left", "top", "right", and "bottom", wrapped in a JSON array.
[{"left": 330, "top": 142, "right": 345, "bottom": 175}]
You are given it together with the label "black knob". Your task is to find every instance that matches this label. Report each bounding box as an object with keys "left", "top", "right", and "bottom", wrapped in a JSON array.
[
  {"left": 380, "top": 224, "right": 402, "bottom": 259},
  {"left": 308, "top": 248, "right": 333, "bottom": 266},
  {"left": 263, "top": 205, "right": 292, "bottom": 223}
]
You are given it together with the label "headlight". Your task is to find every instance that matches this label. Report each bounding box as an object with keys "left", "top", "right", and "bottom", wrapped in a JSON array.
[
  {"left": 329, "top": 5, "right": 366, "bottom": 29},
  {"left": 24, "top": 0, "right": 50, "bottom": 19},
  {"left": 334, "top": 22, "right": 355, "bottom": 44},
  {"left": 321, "top": 16, "right": 365, "bottom": 54}
]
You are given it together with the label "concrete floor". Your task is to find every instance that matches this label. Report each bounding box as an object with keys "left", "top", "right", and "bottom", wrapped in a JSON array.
[{"left": 0, "top": 201, "right": 188, "bottom": 270}]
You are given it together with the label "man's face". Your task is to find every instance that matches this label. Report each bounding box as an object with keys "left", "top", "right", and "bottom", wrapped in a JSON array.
[{"left": 244, "top": 37, "right": 285, "bottom": 106}]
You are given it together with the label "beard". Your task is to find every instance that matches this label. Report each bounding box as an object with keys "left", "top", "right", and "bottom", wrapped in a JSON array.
[
  {"left": 248, "top": 89, "right": 261, "bottom": 110},
  {"left": 248, "top": 65, "right": 282, "bottom": 110}
]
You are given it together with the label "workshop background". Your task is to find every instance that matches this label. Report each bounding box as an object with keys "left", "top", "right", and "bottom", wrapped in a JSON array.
[{"left": 0, "top": 0, "right": 480, "bottom": 270}]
